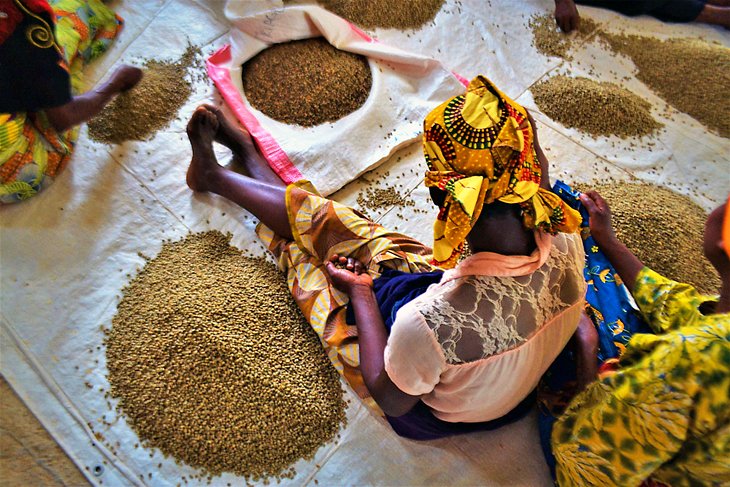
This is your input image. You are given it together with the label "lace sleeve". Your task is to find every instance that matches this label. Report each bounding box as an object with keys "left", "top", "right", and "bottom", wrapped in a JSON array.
[{"left": 384, "top": 304, "right": 446, "bottom": 396}]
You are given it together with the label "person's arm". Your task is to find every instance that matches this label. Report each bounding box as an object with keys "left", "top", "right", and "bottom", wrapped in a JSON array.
[
  {"left": 554, "top": 0, "right": 581, "bottom": 32},
  {"left": 581, "top": 192, "right": 705, "bottom": 334},
  {"left": 579, "top": 191, "right": 644, "bottom": 293},
  {"left": 526, "top": 110, "right": 551, "bottom": 190},
  {"left": 573, "top": 311, "right": 599, "bottom": 391},
  {"left": 324, "top": 255, "right": 421, "bottom": 417},
  {"left": 45, "top": 65, "right": 142, "bottom": 132}
]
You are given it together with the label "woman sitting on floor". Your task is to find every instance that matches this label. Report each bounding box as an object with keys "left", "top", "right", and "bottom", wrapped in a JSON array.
[
  {"left": 553, "top": 0, "right": 730, "bottom": 31},
  {"left": 552, "top": 191, "right": 730, "bottom": 486},
  {"left": 184, "top": 76, "right": 587, "bottom": 439},
  {"left": 0, "top": 0, "right": 141, "bottom": 203}
]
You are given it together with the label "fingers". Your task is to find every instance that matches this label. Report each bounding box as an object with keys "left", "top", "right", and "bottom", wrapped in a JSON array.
[
  {"left": 564, "top": 15, "right": 575, "bottom": 32},
  {"left": 555, "top": 11, "right": 579, "bottom": 33},
  {"left": 580, "top": 191, "right": 609, "bottom": 214},
  {"left": 326, "top": 255, "right": 345, "bottom": 273},
  {"left": 579, "top": 191, "right": 599, "bottom": 215},
  {"left": 579, "top": 192, "right": 596, "bottom": 212},
  {"left": 328, "top": 253, "right": 366, "bottom": 273},
  {"left": 344, "top": 257, "right": 367, "bottom": 274},
  {"left": 328, "top": 254, "right": 348, "bottom": 268}
]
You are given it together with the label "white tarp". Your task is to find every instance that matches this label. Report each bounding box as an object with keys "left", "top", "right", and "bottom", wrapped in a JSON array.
[{"left": 1, "top": 0, "right": 727, "bottom": 486}]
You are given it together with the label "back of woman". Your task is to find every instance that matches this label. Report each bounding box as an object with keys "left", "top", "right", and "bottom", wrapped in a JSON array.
[{"left": 386, "top": 232, "right": 586, "bottom": 422}]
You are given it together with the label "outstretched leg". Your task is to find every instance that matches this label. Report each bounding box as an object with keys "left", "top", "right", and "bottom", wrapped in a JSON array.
[
  {"left": 186, "top": 106, "right": 292, "bottom": 240},
  {"left": 45, "top": 65, "right": 143, "bottom": 132},
  {"left": 695, "top": 4, "right": 730, "bottom": 26}
]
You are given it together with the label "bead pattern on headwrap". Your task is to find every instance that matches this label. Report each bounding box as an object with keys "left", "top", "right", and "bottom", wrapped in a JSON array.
[{"left": 423, "top": 75, "right": 582, "bottom": 268}]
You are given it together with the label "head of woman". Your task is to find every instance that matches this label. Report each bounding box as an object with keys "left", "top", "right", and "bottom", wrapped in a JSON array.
[{"left": 422, "top": 76, "right": 581, "bottom": 267}]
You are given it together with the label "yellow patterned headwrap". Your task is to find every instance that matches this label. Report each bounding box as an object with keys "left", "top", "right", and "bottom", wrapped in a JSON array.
[{"left": 423, "top": 75, "right": 581, "bottom": 268}]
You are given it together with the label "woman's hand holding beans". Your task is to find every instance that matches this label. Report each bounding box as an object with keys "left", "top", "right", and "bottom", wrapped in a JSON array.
[{"left": 324, "top": 254, "right": 373, "bottom": 295}]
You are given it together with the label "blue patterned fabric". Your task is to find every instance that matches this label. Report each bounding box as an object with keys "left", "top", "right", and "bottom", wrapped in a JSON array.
[
  {"left": 345, "top": 268, "right": 444, "bottom": 331},
  {"left": 538, "top": 181, "right": 653, "bottom": 478},
  {"left": 554, "top": 181, "right": 652, "bottom": 361}
]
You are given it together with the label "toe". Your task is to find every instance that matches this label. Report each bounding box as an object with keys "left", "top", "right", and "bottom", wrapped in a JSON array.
[
  {"left": 202, "top": 103, "right": 221, "bottom": 115},
  {"left": 203, "top": 109, "right": 219, "bottom": 130},
  {"left": 187, "top": 107, "right": 208, "bottom": 134}
]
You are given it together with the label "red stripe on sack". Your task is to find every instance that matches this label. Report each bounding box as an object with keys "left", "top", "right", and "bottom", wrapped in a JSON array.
[{"left": 206, "top": 44, "right": 303, "bottom": 184}]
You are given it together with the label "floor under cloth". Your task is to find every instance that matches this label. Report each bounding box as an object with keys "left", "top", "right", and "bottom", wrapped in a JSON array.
[{"left": 1, "top": 0, "right": 727, "bottom": 485}]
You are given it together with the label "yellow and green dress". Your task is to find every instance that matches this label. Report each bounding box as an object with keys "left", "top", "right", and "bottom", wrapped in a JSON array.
[
  {"left": 552, "top": 267, "right": 730, "bottom": 486},
  {"left": 0, "top": 0, "right": 122, "bottom": 204}
]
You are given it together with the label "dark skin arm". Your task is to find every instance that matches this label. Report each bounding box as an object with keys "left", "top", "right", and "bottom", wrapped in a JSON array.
[
  {"left": 324, "top": 254, "right": 421, "bottom": 417},
  {"left": 45, "top": 65, "right": 142, "bottom": 133},
  {"left": 554, "top": 0, "right": 581, "bottom": 32},
  {"left": 526, "top": 110, "right": 552, "bottom": 191},
  {"left": 579, "top": 191, "right": 644, "bottom": 293},
  {"left": 573, "top": 311, "right": 599, "bottom": 390},
  {"left": 572, "top": 191, "right": 643, "bottom": 389}
]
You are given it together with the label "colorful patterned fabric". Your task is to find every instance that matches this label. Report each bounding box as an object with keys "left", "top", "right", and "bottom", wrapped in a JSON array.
[
  {"left": 52, "top": 0, "right": 123, "bottom": 94},
  {"left": 0, "top": 111, "right": 78, "bottom": 201},
  {"left": 256, "top": 180, "right": 436, "bottom": 413},
  {"left": 0, "top": 0, "right": 122, "bottom": 204},
  {"left": 0, "top": 1, "right": 71, "bottom": 113},
  {"left": 538, "top": 181, "right": 653, "bottom": 477},
  {"left": 0, "top": 1, "right": 55, "bottom": 45},
  {"left": 552, "top": 268, "right": 730, "bottom": 486},
  {"left": 422, "top": 75, "right": 581, "bottom": 268},
  {"left": 556, "top": 181, "right": 651, "bottom": 360}
]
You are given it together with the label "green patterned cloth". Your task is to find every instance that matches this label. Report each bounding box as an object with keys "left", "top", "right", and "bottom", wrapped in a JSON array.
[
  {"left": 0, "top": 0, "right": 122, "bottom": 204},
  {"left": 552, "top": 267, "right": 730, "bottom": 487}
]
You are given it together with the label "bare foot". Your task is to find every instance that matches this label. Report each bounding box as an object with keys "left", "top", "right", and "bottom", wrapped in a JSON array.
[
  {"left": 201, "top": 104, "right": 284, "bottom": 186},
  {"left": 200, "top": 104, "right": 247, "bottom": 150},
  {"left": 186, "top": 107, "right": 221, "bottom": 192},
  {"left": 101, "top": 65, "right": 143, "bottom": 95}
]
